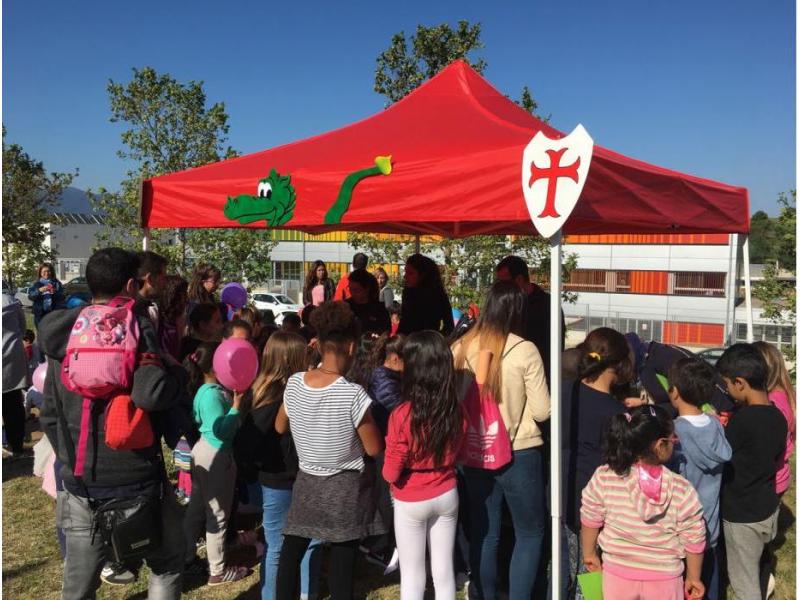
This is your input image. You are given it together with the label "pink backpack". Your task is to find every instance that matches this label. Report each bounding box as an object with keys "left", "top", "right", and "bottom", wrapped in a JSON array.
[
  {"left": 61, "top": 297, "right": 139, "bottom": 477},
  {"left": 458, "top": 378, "right": 513, "bottom": 470}
]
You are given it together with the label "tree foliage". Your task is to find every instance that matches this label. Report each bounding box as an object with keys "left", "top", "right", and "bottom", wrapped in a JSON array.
[
  {"left": 374, "top": 21, "right": 487, "bottom": 104},
  {"left": 2, "top": 127, "right": 77, "bottom": 287},
  {"left": 92, "top": 67, "right": 275, "bottom": 284},
  {"left": 357, "top": 21, "right": 570, "bottom": 306},
  {"left": 753, "top": 191, "right": 796, "bottom": 363}
]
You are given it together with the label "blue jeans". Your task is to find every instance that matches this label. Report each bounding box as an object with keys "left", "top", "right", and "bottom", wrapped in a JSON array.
[
  {"left": 259, "top": 485, "right": 322, "bottom": 600},
  {"left": 464, "top": 447, "right": 546, "bottom": 600}
]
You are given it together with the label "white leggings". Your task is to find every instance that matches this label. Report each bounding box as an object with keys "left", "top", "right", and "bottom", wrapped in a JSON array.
[{"left": 394, "top": 487, "right": 459, "bottom": 600}]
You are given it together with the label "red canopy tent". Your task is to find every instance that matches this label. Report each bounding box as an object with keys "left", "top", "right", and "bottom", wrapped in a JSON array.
[
  {"left": 141, "top": 60, "right": 748, "bottom": 237},
  {"left": 142, "top": 60, "right": 752, "bottom": 599}
]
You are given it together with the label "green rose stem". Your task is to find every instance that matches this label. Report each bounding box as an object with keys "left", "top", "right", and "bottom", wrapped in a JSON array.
[{"left": 324, "top": 155, "right": 392, "bottom": 225}]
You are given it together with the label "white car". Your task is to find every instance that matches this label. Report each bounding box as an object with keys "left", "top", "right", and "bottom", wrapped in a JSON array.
[{"left": 251, "top": 292, "right": 302, "bottom": 324}]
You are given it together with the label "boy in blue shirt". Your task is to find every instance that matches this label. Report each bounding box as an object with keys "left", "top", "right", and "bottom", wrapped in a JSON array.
[{"left": 668, "top": 357, "right": 732, "bottom": 600}]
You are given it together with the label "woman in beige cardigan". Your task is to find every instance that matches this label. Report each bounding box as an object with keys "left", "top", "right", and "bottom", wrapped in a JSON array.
[{"left": 452, "top": 281, "right": 550, "bottom": 600}]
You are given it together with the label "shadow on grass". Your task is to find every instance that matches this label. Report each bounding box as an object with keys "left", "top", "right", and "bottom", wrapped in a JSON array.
[
  {"left": 774, "top": 500, "right": 795, "bottom": 551},
  {"left": 2, "top": 558, "right": 49, "bottom": 579}
]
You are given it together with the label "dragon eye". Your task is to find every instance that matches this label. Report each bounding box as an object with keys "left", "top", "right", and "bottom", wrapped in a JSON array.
[{"left": 257, "top": 181, "right": 273, "bottom": 199}]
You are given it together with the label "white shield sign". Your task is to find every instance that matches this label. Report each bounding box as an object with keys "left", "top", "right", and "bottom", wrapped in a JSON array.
[{"left": 521, "top": 124, "right": 593, "bottom": 239}]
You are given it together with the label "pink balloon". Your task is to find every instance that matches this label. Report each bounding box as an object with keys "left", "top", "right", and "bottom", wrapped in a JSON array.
[
  {"left": 32, "top": 362, "right": 47, "bottom": 392},
  {"left": 213, "top": 338, "right": 258, "bottom": 392}
]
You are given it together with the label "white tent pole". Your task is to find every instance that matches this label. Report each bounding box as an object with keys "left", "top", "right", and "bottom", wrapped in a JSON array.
[
  {"left": 743, "top": 234, "right": 754, "bottom": 342},
  {"left": 550, "top": 230, "right": 563, "bottom": 600},
  {"left": 723, "top": 234, "right": 734, "bottom": 344},
  {"left": 142, "top": 228, "right": 150, "bottom": 251}
]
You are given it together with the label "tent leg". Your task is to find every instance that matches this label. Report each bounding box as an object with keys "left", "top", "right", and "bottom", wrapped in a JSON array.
[
  {"left": 142, "top": 228, "right": 150, "bottom": 251},
  {"left": 550, "top": 231, "right": 563, "bottom": 600},
  {"left": 414, "top": 234, "right": 421, "bottom": 254},
  {"left": 743, "top": 234, "right": 754, "bottom": 343}
]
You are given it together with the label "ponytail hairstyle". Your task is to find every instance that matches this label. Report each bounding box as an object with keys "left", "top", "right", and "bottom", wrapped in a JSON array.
[
  {"left": 603, "top": 404, "right": 673, "bottom": 476},
  {"left": 251, "top": 331, "right": 308, "bottom": 410},
  {"left": 373, "top": 333, "right": 406, "bottom": 365},
  {"left": 753, "top": 341, "right": 796, "bottom": 415},
  {"left": 402, "top": 331, "right": 463, "bottom": 467},
  {"left": 452, "top": 280, "right": 526, "bottom": 404},
  {"left": 182, "top": 342, "right": 220, "bottom": 399},
  {"left": 577, "top": 327, "right": 634, "bottom": 385},
  {"left": 347, "top": 332, "right": 381, "bottom": 388}
]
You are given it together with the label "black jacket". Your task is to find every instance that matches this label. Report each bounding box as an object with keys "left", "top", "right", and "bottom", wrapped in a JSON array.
[
  {"left": 39, "top": 304, "right": 186, "bottom": 495},
  {"left": 398, "top": 287, "right": 454, "bottom": 336},
  {"left": 524, "top": 284, "right": 565, "bottom": 389},
  {"left": 367, "top": 366, "right": 402, "bottom": 437},
  {"left": 234, "top": 402, "right": 298, "bottom": 489},
  {"left": 348, "top": 299, "right": 391, "bottom": 335}
]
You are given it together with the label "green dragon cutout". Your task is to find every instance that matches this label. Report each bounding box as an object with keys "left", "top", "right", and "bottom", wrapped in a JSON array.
[{"left": 223, "top": 155, "right": 392, "bottom": 227}]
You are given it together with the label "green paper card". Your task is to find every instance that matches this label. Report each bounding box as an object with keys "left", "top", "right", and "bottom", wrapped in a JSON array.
[
  {"left": 577, "top": 571, "right": 603, "bottom": 600},
  {"left": 656, "top": 372, "right": 670, "bottom": 392}
]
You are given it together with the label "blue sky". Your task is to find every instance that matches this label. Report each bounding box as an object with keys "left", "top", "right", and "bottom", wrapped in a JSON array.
[{"left": 3, "top": 0, "right": 795, "bottom": 214}]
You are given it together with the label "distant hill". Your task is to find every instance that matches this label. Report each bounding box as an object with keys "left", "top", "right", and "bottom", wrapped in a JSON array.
[{"left": 51, "top": 187, "right": 94, "bottom": 214}]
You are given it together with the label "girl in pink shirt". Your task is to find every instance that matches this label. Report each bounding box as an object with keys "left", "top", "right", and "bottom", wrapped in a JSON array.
[
  {"left": 581, "top": 405, "right": 706, "bottom": 600},
  {"left": 383, "top": 331, "right": 467, "bottom": 599},
  {"left": 754, "top": 341, "right": 795, "bottom": 495}
]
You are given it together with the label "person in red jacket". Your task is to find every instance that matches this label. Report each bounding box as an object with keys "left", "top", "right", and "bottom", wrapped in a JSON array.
[
  {"left": 333, "top": 253, "right": 369, "bottom": 301},
  {"left": 383, "top": 330, "right": 467, "bottom": 600}
]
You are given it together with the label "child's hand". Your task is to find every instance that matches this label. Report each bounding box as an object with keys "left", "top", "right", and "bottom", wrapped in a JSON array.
[
  {"left": 232, "top": 391, "right": 244, "bottom": 409},
  {"left": 582, "top": 552, "right": 602, "bottom": 572},
  {"left": 684, "top": 578, "right": 704, "bottom": 599},
  {"left": 624, "top": 396, "right": 645, "bottom": 408}
]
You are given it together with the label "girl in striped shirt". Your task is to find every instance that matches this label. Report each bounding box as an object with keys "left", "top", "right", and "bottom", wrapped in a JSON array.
[{"left": 581, "top": 405, "right": 706, "bottom": 600}]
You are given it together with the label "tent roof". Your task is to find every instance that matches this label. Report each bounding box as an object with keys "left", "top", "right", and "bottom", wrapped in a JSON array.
[{"left": 141, "top": 60, "right": 749, "bottom": 237}]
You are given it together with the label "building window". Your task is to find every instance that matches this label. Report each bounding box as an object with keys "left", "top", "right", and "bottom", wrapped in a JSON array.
[
  {"left": 672, "top": 272, "right": 725, "bottom": 297},
  {"left": 565, "top": 269, "right": 607, "bottom": 292},
  {"left": 272, "top": 261, "right": 302, "bottom": 281}
]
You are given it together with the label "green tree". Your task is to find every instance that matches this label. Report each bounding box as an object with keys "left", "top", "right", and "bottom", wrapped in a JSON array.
[
  {"left": 374, "top": 21, "right": 487, "bottom": 104},
  {"left": 748, "top": 210, "right": 774, "bottom": 264},
  {"left": 92, "top": 67, "right": 275, "bottom": 283},
  {"left": 354, "top": 21, "right": 571, "bottom": 305},
  {"left": 2, "top": 127, "right": 77, "bottom": 287},
  {"left": 753, "top": 191, "right": 796, "bottom": 364}
]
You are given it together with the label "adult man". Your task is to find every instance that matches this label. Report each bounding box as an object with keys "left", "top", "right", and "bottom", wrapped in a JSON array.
[
  {"left": 2, "top": 289, "right": 29, "bottom": 457},
  {"left": 495, "top": 255, "right": 565, "bottom": 388},
  {"left": 39, "top": 248, "right": 185, "bottom": 599},
  {"left": 334, "top": 252, "right": 369, "bottom": 301}
]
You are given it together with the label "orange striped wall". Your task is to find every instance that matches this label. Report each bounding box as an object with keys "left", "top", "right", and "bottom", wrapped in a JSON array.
[
  {"left": 565, "top": 234, "right": 729, "bottom": 245},
  {"left": 629, "top": 271, "right": 669, "bottom": 294},
  {"left": 663, "top": 322, "right": 724, "bottom": 346}
]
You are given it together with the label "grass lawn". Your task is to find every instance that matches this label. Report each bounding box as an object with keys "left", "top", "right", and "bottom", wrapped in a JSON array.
[{"left": 3, "top": 426, "right": 795, "bottom": 599}]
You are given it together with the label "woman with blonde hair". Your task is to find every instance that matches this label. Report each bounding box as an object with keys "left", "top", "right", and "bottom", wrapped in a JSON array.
[
  {"left": 753, "top": 341, "right": 795, "bottom": 496},
  {"left": 236, "top": 331, "right": 321, "bottom": 600},
  {"left": 451, "top": 281, "right": 550, "bottom": 599}
]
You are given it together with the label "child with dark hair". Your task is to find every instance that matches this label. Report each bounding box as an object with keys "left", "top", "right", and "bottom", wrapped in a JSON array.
[
  {"left": 179, "top": 302, "right": 223, "bottom": 361},
  {"left": 367, "top": 334, "right": 406, "bottom": 436},
  {"left": 223, "top": 318, "right": 253, "bottom": 340},
  {"left": 383, "top": 331, "right": 467, "bottom": 598},
  {"left": 667, "top": 357, "right": 731, "bottom": 600},
  {"left": 581, "top": 405, "right": 706, "bottom": 600},
  {"left": 281, "top": 313, "right": 302, "bottom": 334},
  {"left": 275, "top": 301, "right": 385, "bottom": 599},
  {"left": 716, "top": 343, "right": 787, "bottom": 600},
  {"left": 299, "top": 304, "right": 317, "bottom": 343},
  {"left": 156, "top": 275, "right": 189, "bottom": 361},
  {"left": 388, "top": 302, "right": 401, "bottom": 336},
  {"left": 182, "top": 342, "right": 251, "bottom": 586}
]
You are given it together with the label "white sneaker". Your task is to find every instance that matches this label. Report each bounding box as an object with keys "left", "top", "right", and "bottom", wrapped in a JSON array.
[
  {"left": 767, "top": 573, "right": 776, "bottom": 598},
  {"left": 383, "top": 548, "right": 400, "bottom": 575}
]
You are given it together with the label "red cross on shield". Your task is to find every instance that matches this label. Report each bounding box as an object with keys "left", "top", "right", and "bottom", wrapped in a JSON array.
[{"left": 521, "top": 124, "right": 594, "bottom": 239}]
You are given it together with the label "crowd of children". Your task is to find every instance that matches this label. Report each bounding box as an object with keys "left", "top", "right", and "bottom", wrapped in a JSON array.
[{"left": 4, "top": 248, "right": 795, "bottom": 600}]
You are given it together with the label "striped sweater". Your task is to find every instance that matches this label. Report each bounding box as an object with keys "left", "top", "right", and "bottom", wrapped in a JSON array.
[{"left": 581, "top": 464, "right": 706, "bottom": 580}]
